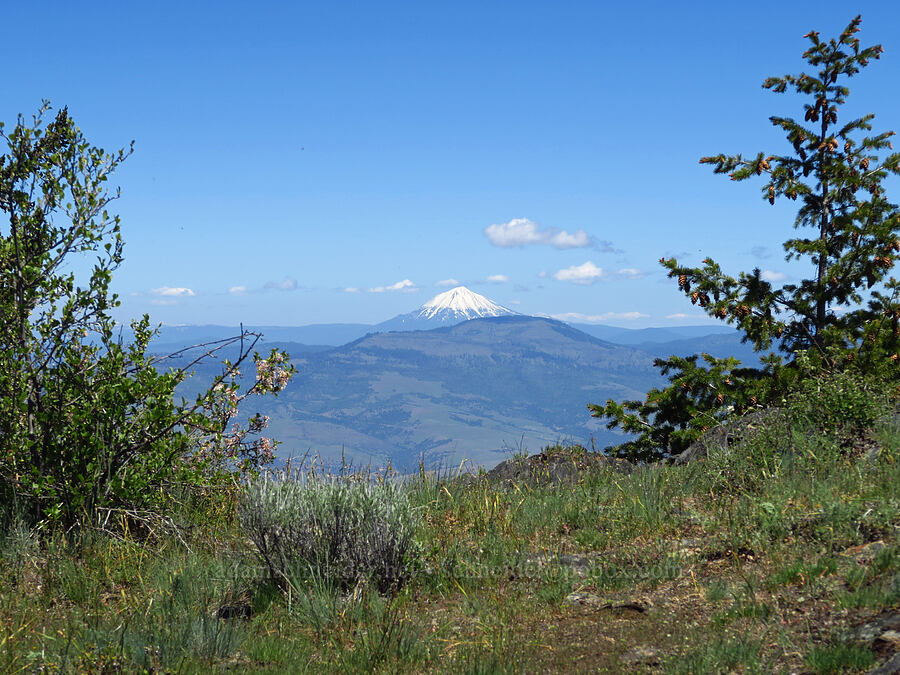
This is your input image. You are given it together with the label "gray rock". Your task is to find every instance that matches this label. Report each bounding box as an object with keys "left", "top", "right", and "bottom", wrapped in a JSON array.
[
  {"left": 671, "top": 408, "right": 784, "bottom": 465},
  {"left": 620, "top": 646, "right": 661, "bottom": 665},
  {"left": 854, "top": 611, "right": 900, "bottom": 643},
  {"left": 523, "top": 552, "right": 597, "bottom": 577},
  {"left": 877, "top": 631, "right": 900, "bottom": 650},
  {"left": 869, "top": 652, "right": 900, "bottom": 675},
  {"left": 563, "top": 591, "right": 604, "bottom": 606},
  {"left": 841, "top": 541, "right": 887, "bottom": 563},
  {"left": 486, "top": 448, "right": 633, "bottom": 485},
  {"left": 216, "top": 602, "right": 251, "bottom": 620}
]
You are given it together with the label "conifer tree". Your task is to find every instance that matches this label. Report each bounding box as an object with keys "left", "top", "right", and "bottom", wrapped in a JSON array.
[
  {"left": 591, "top": 16, "right": 900, "bottom": 461},
  {"left": 670, "top": 15, "right": 900, "bottom": 357}
]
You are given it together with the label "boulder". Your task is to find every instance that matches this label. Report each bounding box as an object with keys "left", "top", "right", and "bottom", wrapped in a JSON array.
[
  {"left": 485, "top": 447, "right": 633, "bottom": 485},
  {"left": 670, "top": 408, "right": 784, "bottom": 465}
]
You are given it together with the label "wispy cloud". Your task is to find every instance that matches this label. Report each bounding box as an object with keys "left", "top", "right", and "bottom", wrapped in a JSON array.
[
  {"left": 553, "top": 261, "right": 604, "bottom": 285},
  {"left": 228, "top": 285, "right": 247, "bottom": 295},
  {"left": 344, "top": 287, "right": 360, "bottom": 293},
  {"left": 551, "top": 311, "right": 649, "bottom": 323},
  {"left": 597, "top": 240, "right": 622, "bottom": 254},
  {"left": 264, "top": 276, "right": 298, "bottom": 291},
  {"left": 369, "top": 279, "right": 417, "bottom": 293},
  {"left": 666, "top": 312, "right": 703, "bottom": 320},
  {"left": 761, "top": 269, "right": 787, "bottom": 282},
  {"left": 615, "top": 268, "right": 644, "bottom": 280},
  {"left": 751, "top": 246, "right": 772, "bottom": 260},
  {"left": 435, "top": 278, "right": 460, "bottom": 287},
  {"left": 151, "top": 286, "right": 195, "bottom": 297},
  {"left": 487, "top": 274, "right": 509, "bottom": 283},
  {"left": 484, "top": 217, "right": 593, "bottom": 249}
]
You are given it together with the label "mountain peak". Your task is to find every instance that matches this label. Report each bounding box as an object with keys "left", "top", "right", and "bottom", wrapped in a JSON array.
[
  {"left": 418, "top": 286, "right": 517, "bottom": 321},
  {"left": 374, "top": 285, "right": 518, "bottom": 332}
]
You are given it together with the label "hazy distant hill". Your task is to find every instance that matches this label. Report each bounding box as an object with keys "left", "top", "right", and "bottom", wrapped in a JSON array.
[
  {"left": 152, "top": 324, "right": 372, "bottom": 348},
  {"left": 570, "top": 323, "right": 736, "bottom": 345},
  {"left": 635, "top": 332, "right": 770, "bottom": 365},
  {"left": 152, "top": 321, "right": 741, "bottom": 351},
  {"left": 149, "top": 286, "right": 739, "bottom": 350},
  {"left": 152, "top": 286, "right": 772, "bottom": 470},
  {"left": 233, "top": 316, "right": 663, "bottom": 471}
]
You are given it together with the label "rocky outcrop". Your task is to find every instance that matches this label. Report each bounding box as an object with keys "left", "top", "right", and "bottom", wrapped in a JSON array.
[
  {"left": 853, "top": 611, "right": 900, "bottom": 674},
  {"left": 452, "top": 446, "right": 633, "bottom": 487},
  {"left": 484, "top": 447, "right": 633, "bottom": 485},
  {"left": 670, "top": 408, "right": 785, "bottom": 465}
]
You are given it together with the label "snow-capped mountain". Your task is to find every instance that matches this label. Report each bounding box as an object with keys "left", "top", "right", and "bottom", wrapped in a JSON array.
[
  {"left": 418, "top": 286, "right": 516, "bottom": 321},
  {"left": 375, "top": 286, "right": 518, "bottom": 332}
]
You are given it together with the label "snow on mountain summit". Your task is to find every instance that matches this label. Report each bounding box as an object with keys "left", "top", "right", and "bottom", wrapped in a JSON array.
[
  {"left": 417, "top": 286, "right": 517, "bottom": 321},
  {"left": 374, "top": 286, "right": 518, "bottom": 332}
]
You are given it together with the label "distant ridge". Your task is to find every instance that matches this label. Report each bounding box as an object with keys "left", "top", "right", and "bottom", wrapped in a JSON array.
[
  {"left": 148, "top": 287, "right": 739, "bottom": 350},
  {"left": 246, "top": 314, "right": 663, "bottom": 470}
]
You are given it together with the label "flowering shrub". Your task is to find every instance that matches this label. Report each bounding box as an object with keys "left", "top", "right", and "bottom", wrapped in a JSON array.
[
  {"left": 0, "top": 103, "right": 295, "bottom": 527},
  {"left": 182, "top": 346, "right": 295, "bottom": 476}
]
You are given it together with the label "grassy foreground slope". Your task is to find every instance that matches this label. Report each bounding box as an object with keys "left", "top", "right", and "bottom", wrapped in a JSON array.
[{"left": 2, "top": 412, "right": 899, "bottom": 673}]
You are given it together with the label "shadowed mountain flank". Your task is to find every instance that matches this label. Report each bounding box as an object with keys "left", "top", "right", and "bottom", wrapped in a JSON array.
[{"left": 256, "top": 316, "right": 663, "bottom": 470}]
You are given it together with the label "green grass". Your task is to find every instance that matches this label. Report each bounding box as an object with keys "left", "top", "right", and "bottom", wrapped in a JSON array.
[
  {"left": 805, "top": 642, "right": 876, "bottom": 674},
  {"left": 2, "top": 414, "right": 899, "bottom": 673}
]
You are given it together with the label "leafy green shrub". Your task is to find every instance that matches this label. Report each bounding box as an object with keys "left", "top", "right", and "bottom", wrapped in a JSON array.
[
  {"left": 239, "top": 467, "right": 422, "bottom": 593},
  {"left": 788, "top": 354, "right": 891, "bottom": 443},
  {"left": 0, "top": 103, "right": 294, "bottom": 527}
]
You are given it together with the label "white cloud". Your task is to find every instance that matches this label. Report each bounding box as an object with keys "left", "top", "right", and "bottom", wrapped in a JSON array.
[
  {"left": 487, "top": 274, "right": 509, "bottom": 283},
  {"left": 761, "top": 269, "right": 787, "bottom": 282},
  {"left": 344, "top": 287, "right": 360, "bottom": 293},
  {"left": 665, "top": 312, "right": 722, "bottom": 323},
  {"left": 548, "top": 230, "right": 591, "bottom": 248},
  {"left": 264, "top": 276, "right": 298, "bottom": 291},
  {"left": 553, "top": 261, "right": 604, "bottom": 285},
  {"left": 615, "top": 268, "right": 644, "bottom": 280},
  {"left": 435, "top": 278, "right": 460, "bottom": 287},
  {"left": 551, "top": 311, "right": 649, "bottom": 323},
  {"left": 484, "top": 218, "right": 592, "bottom": 249},
  {"left": 151, "top": 286, "right": 195, "bottom": 297},
  {"left": 369, "top": 278, "right": 417, "bottom": 293},
  {"left": 228, "top": 285, "right": 247, "bottom": 295}
]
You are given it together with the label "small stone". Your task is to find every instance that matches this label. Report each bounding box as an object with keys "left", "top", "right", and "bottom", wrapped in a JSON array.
[
  {"left": 620, "top": 646, "right": 661, "bottom": 665},
  {"left": 876, "top": 630, "right": 900, "bottom": 648},
  {"left": 675, "top": 538, "right": 704, "bottom": 555},
  {"left": 868, "top": 651, "right": 900, "bottom": 675},
  {"left": 564, "top": 591, "right": 603, "bottom": 606},
  {"left": 216, "top": 603, "right": 251, "bottom": 620},
  {"left": 841, "top": 541, "right": 886, "bottom": 562},
  {"left": 852, "top": 611, "right": 900, "bottom": 643}
]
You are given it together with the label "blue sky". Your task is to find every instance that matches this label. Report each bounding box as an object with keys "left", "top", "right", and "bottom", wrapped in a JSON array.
[{"left": 4, "top": 1, "right": 900, "bottom": 327}]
